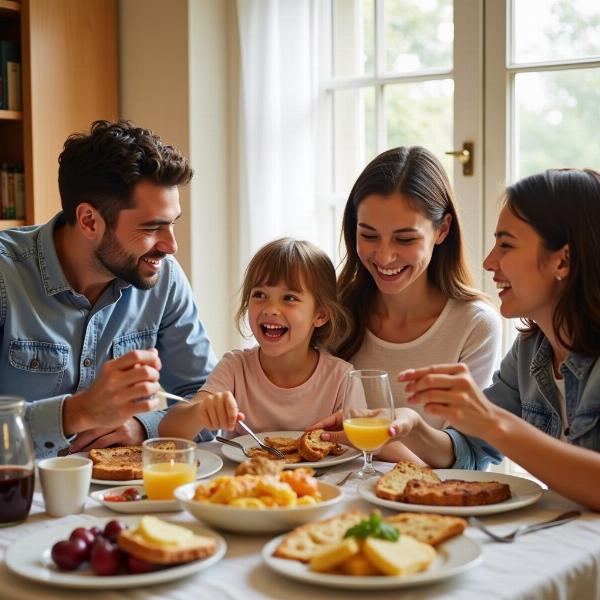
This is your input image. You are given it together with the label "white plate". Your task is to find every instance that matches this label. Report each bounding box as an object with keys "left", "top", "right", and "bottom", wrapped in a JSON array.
[
  {"left": 5, "top": 515, "right": 226, "bottom": 589},
  {"left": 358, "top": 469, "right": 544, "bottom": 516},
  {"left": 89, "top": 486, "right": 182, "bottom": 513},
  {"left": 175, "top": 480, "right": 343, "bottom": 534},
  {"left": 262, "top": 532, "right": 482, "bottom": 590},
  {"left": 77, "top": 449, "right": 223, "bottom": 486},
  {"left": 220, "top": 430, "right": 361, "bottom": 468}
]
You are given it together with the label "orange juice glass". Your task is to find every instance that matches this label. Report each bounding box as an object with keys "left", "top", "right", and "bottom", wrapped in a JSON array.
[
  {"left": 142, "top": 438, "right": 196, "bottom": 500},
  {"left": 343, "top": 417, "right": 392, "bottom": 452}
]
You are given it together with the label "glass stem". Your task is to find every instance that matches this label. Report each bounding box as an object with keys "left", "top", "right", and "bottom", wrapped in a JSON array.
[{"left": 363, "top": 451, "right": 374, "bottom": 470}]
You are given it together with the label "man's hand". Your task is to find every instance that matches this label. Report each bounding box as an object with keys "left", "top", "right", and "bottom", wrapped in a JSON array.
[
  {"left": 63, "top": 349, "right": 162, "bottom": 436},
  {"left": 68, "top": 418, "right": 146, "bottom": 453}
]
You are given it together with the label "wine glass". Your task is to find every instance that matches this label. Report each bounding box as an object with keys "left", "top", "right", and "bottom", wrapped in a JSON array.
[{"left": 342, "top": 370, "right": 395, "bottom": 480}]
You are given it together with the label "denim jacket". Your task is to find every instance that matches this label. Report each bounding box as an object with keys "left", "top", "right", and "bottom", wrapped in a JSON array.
[
  {"left": 0, "top": 214, "right": 217, "bottom": 457},
  {"left": 447, "top": 330, "right": 600, "bottom": 470}
]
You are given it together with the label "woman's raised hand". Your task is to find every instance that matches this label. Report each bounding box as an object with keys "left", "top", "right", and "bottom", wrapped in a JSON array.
[{"left": 398, "top": 363, "right": 500, "bottom": 437}]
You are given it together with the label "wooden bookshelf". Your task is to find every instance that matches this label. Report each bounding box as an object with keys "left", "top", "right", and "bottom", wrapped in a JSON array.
[{"left": 0, "top": 0, "right": 117, "bottom": 232}]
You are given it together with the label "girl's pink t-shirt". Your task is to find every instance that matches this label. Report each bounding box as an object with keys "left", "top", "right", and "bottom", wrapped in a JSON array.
[{"left": 201, "top": 347, "right": 365, "bottom": 434}]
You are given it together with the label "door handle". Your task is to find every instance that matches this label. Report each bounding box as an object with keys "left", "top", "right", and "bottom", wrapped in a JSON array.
[{"left": 445, "top": 141, "right": 474, "bottom": 176}]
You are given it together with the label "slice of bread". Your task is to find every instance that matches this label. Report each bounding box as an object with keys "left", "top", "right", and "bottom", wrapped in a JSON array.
[
  {"left": 375, "top": 461, "right": 440, "bottom": 501},
  {"left": 263, "top": 436, "right": 300, "bottom": 454},
  {"left": 234, "top": 456, "right": 285, "bottom": 476},
  {"left": 298, "top": 429, "right": 339, "bottom": 462},
  {"left": 362, "top": 536, "right": 436, "bottom": 576},
  {"left": 117, "top": 516, "right": 216, "bottom": 564},
  {"left": 89, "top": 441, "right": 177, "bottom": 481},
  {"left": 274, "top": 511, "right": 366, "bottom": 562},
  {"left": 403, "top": 479, "right": 512, "bottom": 506},
  {"left": 89, "top": 446, "right": 143, "bottom": 481},
  {"left": 246, "top": 448, "right": 302, "bottom": 464},
  {"left": 384, "top": 512, "right": 467, "bottom": 546}
]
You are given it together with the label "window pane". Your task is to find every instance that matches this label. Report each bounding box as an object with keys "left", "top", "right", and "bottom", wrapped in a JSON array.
[
  {"left": 333, "top": 87, "right": 376, "bottom": 195},
  {"left": 385, "top": 79, "right": 454, "bottom": 180},
  {"left": 514, "top": 68, "right": 600, "bottom": 179},
  {"left": 384, "top": 0, "right": 453, "bottom": 74},
  {"left": 512, "top": 0, "right": 600, "bottom": 64},
  {"left": 333, "top": 0, "right": 374, "bottom": 78}
]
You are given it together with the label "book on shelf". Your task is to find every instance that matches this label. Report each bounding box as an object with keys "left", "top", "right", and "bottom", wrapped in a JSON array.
[
  {"left": 0, "top": 40, "right": 21, "bottom": 111},
  {"left": 0, "top": 163, "right": 25, "bottom": 220}
]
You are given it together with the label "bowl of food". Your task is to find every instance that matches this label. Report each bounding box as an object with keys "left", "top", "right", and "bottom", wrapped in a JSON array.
[{"left": 174, "top": 467, "right": 343, "bottom": 534}]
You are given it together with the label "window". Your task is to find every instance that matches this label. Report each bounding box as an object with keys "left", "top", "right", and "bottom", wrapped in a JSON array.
[{"left": 318, "top": 0, "right": 455, "bottom": 259}]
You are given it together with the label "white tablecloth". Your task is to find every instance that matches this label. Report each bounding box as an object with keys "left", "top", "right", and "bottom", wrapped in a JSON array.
[{"left": 1, "top": 442, "right": 599, "bottom": 600}]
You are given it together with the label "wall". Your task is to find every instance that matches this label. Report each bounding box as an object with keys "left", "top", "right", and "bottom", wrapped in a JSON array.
[{"left": 119, "top": 0, "right": 236, "bottom": 357}]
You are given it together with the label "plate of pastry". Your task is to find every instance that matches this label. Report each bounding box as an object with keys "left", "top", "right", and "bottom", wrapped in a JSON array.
[
  {"left": 358, "top": 461, "right": 543, "bottom": 516},
  {"left": 219, "top": 430, "right": 361, "bottom": 469},
  {"left": 262, "top": 510, "right": 482, "bottom": 589}
]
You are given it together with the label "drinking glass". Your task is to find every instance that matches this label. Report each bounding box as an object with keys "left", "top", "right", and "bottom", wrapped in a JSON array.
[
  {"left": 342, "top": 370, "right": 395, "bottom": 479},
  {"left": 142, "top": 438, "right": 196, "bottom": 500},
  {"left": 0, "top": 396, "right": 35, "bottom": 526}
]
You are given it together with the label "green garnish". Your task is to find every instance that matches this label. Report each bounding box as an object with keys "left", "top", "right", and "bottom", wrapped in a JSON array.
[{"left": 343, "top": 512, "right": 399, "bottom": 542}]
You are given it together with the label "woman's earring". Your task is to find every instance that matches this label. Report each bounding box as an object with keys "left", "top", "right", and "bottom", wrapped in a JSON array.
[{"left": 556, "top": 275, "right": 563, "bottom": 281}]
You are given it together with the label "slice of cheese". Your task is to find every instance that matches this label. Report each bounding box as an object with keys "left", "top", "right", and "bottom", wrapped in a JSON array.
[
  {"left": 136, "top": 516, "right": 195, "bottom": 547},
  {"left": 362, "top": 535, "right": 436, "bottom": 576},
  {"left": 309, "top": 538, "right": 360, "bottom": 572}
]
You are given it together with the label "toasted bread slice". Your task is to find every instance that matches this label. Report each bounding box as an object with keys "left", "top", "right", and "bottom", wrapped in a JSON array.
[
  {"left": 274, "top": 511, "right": 366, "bottom": 562},
  {"left": 117, "top": 517, "right": 216, "bottom": 564},
  {"left": 298, "top": 429, "right": 338, "bottom": 462},
  {"left": 89, "top": 441, "right": 177, "bottom": 481},
  {"left": 384, "top": 512, "right": 467, "bottom": 546},
  {"left": 264, "top": 436, "right": 300, "bottom": 454},
  {"left": 375, "top": 461, "right": 440, "bottom": 501},
  {"left": 246, "top": 448, "right": 303, "bottom": 464},
  {"left": 403, "top": 479, "right": 512, "bottom": 506},
  {"left": 89, "top": 446, "right": 143, "bottom": 481}
]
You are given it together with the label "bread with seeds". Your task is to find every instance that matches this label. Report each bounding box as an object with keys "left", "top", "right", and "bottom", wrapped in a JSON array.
[{"left": 375, "top": 461, "right": 440, "bottom": 501}]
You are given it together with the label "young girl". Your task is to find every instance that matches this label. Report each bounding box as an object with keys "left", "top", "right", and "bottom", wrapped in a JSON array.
[
  {"left": 313, "top": 147, "right": 501, "bottom": 462},
  {"left": 159, "top": 238, "right": 364, "bottom": 438},
  {"left": 386, "top": 168, "right": 600, "bottom": 510}
]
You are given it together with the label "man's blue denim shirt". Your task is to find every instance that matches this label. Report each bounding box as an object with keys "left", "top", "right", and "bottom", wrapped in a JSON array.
[
  {"left": 447, "top": 330, "right": 600, "bottom": 469},
  {"left": 0, "top": 214, "right": 217, "bottom": 457}
]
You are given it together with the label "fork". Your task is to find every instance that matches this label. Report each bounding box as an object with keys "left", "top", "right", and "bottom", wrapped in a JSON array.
[
  {"left": 334, "top": 471, "right": 354, "bottom": 486},
  {"left": 237, "top": 421, "right": 286, "bottom": 459},
  {"left": 468, "top": 510, "right": 581, "bottom": 543},
  {"left": 156, "top": 390, "right": 193, "bottom": 405},
  {"left": 216, "top": 436, "right": 255, "bottom": 458}
]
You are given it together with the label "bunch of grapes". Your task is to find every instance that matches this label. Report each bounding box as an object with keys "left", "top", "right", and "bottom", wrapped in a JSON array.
[{"left": 51, "top": 520, "right": 155, "bottom": 575}]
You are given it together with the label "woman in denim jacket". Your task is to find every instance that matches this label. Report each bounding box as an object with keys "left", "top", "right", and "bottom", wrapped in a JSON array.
[{"left": 390, "top": 168, "right": 600, "bottom": 510}]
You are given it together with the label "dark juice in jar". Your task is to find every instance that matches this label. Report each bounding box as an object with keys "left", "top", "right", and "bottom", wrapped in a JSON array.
[{"left": 0, "top": 467, "right": 35, "bottom": 525}]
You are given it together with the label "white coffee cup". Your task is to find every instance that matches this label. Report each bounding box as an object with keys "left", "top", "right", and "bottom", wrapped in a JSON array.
[{"left": 38, "top": 456, "right": 92, "bottom": 517}]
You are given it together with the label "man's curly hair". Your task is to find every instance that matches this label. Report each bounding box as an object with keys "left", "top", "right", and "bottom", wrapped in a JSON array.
[{"left": 58, "top": 120, "right": 193, "bottom": 228}]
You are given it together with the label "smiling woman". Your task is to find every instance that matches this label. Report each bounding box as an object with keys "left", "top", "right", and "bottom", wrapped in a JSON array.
[{"left": 332, "top": 147, "right": 501, "bottom": 462}]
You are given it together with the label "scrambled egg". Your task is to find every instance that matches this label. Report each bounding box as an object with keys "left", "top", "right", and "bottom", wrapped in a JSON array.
[{"left": 193, "top": 469, "right": 321, "bottom": 508}]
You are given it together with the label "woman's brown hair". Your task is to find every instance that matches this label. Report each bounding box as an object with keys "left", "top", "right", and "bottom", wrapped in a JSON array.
[
  {"left": 237, "top": 238, "right": 352, "bottom": 350},
  {"left": 505, "top": 168, "right": 600, "bottom": 356},
  {"left": 336, "top": 146, "right": 482, "bottom": 360}
]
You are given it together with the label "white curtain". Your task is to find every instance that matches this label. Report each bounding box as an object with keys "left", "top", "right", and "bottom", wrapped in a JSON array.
[{"left": 236, "top": 0, "right": 320, "bottom": 271}]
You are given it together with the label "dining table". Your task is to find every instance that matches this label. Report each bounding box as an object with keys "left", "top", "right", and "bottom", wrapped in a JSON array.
[{"left": 1, "top": 440, "right": 599, "bottom": 600}]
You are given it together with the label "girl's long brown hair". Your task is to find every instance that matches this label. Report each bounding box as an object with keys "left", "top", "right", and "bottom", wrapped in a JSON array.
[
  {"left": 336, "top": 146, "right": 482, "bottom": 360},
  {"left": 506, "top": 168, "right": 600, "bottom": 356}
]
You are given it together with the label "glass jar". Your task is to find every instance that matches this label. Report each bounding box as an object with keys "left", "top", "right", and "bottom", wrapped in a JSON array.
[{"left": 0, "top": 396, "right": 35, "bottom": 526}]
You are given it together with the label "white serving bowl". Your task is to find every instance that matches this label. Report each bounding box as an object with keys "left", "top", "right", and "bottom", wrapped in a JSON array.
[{"left": 174, "top": 480, "right": 343, "bottom": 534}]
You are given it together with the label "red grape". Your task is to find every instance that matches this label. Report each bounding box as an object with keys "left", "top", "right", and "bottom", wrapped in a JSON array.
[
  {"left": 126, "top": 554, "right": 156, "bottom": 574},
  {"left": 103, "top": 519, "right": 128, "bottom": 543},
  {"left": 90, "top": 538, "right": 122, "bottom": 576},
  {"left": 69, "top": 528, "right": 95, "bottom": 556},
  {"left": 51, "top": 539, "right": 87, "bottom": 571},
  {"left": 89, "top": 526, "right": 102, "bottom": 539}
]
